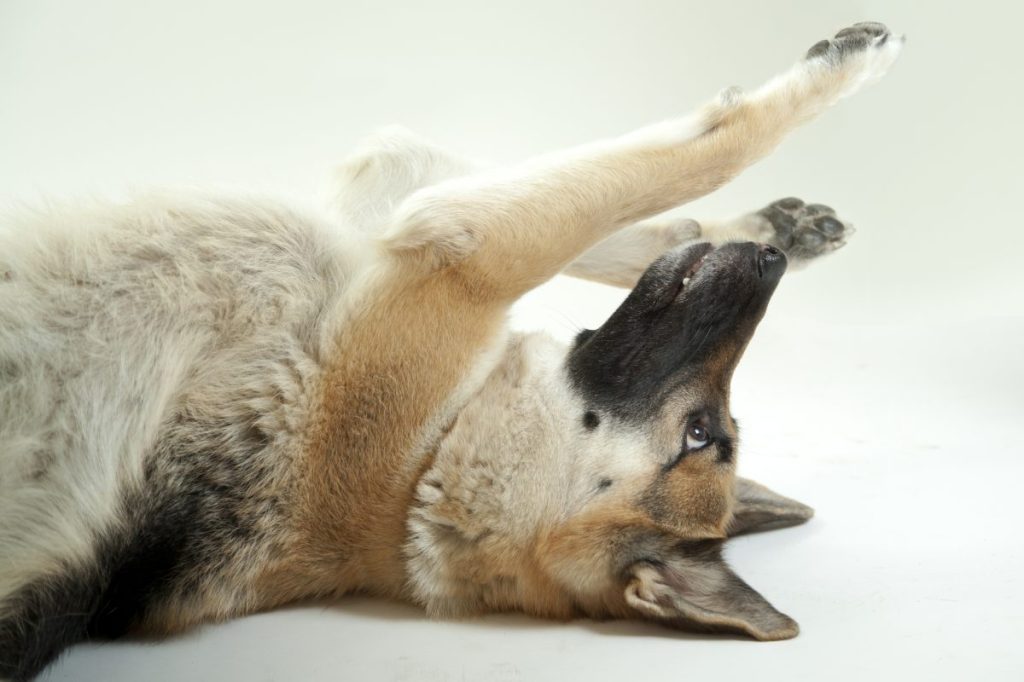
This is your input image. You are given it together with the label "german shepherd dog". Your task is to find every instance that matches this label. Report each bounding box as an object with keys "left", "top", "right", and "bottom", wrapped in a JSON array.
[{"left": 0, "top": 23, "right": 902, "bottom": 680}]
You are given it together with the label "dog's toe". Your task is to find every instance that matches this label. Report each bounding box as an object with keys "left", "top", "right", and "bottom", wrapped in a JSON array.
[
  {"left": 757, "top": 198, "right": 852, "bottom": 260},
  {"left": 805, "top": 21, "right": 893, "bottom": 63}
]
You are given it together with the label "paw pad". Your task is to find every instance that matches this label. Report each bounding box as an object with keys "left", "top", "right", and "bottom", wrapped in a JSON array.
[
  {"left": 805, "top": 22, "right": 891, "bottom": 62},
  {"left": 757, "top": 198, "right": 851, "bottom": 260}
]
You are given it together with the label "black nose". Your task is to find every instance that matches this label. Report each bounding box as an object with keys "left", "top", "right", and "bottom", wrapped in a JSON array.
[{"left": 756, "top": 243, "right": 787, "bottom": 281}]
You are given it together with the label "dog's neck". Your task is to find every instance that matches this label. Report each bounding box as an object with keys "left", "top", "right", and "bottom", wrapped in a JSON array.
[
  {"left": 267, "top": 320, "right": 640, "bottom": 615},
  {"left": 402, "top": 331, "right": 577, "bottom": 615},
  {"left": 402, "top": 330, "right": 655, "bottom": 618}
]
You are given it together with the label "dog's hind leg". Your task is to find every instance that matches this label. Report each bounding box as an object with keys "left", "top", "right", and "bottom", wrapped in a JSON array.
[
  {"left": 564, "top": 197, "right": 854, "bottom": 288},
  {"left": 332, "top": 126, "right": 477, "bottom": 234},
  {"left": 384, "top": 23, "right": 901, "bottom": 297},
  {"left": 562, "top": 216, "right": 702, "bottom": 289}
]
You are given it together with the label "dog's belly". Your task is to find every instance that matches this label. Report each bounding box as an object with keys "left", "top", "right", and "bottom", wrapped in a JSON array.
[{"left": 0, "top": 194, "right": 361, "bottom": 671}]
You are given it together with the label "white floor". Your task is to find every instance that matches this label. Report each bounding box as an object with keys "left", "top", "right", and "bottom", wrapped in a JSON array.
[{"left": 38, "top": 310, "right": 1024, "bottom": 682}]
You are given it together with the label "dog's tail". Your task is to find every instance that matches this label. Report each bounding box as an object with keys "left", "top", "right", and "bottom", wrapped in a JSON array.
[{"left": 0, "top": 565, "right": 105, "bottom": 682}]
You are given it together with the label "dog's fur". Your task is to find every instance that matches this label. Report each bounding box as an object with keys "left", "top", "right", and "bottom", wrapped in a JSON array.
[{"left": 0, "top": 24, "right": 901, "bottom": 680}]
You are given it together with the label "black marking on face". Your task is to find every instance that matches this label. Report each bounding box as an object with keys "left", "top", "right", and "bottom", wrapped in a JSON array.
[
  {"left": 716, "top": 437, "right": 735, "bottom": 464},
  {"left": 598, "top": 478, "right": 614, "bottom": 491},
  {"left": 567, "top": 242, "right": 785, "bottom": 422},
  {"left": 583, "top": 411, "right": 600, "bottom": 430}
]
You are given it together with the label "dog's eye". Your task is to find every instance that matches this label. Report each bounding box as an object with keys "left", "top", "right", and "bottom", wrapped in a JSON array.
[{"left": 685, "top": 423, "right": 711, "bottom": 450}]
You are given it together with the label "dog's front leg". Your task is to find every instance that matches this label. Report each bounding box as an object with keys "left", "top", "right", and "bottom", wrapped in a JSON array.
[{"left": 383, "top": 23, "right": 901, "bottom": 298}]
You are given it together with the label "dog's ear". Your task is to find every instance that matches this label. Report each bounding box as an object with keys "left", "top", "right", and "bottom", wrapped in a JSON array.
[
  {"left": 727, "top": 477, "right": 814, "bottom": 536},
  {"left": 623, "top": 540, "right": 798, "bottom": 640}
]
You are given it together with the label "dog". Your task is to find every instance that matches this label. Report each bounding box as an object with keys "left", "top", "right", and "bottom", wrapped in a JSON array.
[{"left": 0, "top": 22, "right": 902, "bottom": 680}]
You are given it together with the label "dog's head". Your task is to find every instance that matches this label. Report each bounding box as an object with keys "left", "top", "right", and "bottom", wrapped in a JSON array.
[
  {"left": 541, "top": 241, "right": 801, "bottom": 638},
  {"left": 410, "top": 241, "right": 807, "bottom": 639},
  {"left": 568, "top": 241, "right": 785, "bottom": 532}
]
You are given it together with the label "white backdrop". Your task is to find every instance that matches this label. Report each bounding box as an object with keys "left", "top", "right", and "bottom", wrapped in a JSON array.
[{"left": 2, "top": 1, "right": 1022, "bottom": 680}]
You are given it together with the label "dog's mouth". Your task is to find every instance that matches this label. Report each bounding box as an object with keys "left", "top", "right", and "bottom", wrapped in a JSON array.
[
  {"left": 659, "top": 242, "right": 787, "bottom": 308},
  {"left": 660, "top": 243, "right": 715, "bottom": 307},
  {"left": 681, "top": 244, "right": 713, "bottom": 281},
  {"left": 678, "top": 248, "right": 712, "bottom": 289}
]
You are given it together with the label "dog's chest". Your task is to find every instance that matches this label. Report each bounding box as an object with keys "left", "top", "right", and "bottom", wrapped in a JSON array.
[{"left": 283, "top": 271, "right": 510, "bottom": 593}]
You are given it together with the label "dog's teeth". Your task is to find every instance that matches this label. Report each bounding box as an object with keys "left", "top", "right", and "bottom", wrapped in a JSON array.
[{"left": 682, "top": 277, "right": 691, "bottom": 286}]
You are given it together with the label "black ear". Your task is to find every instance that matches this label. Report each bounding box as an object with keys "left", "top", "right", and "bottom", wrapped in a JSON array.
[
  {"left": 623, "top": 540, "right": 798, "bottom": 641},
  {"left": 727, "top": 477, "right": 814, "bottom": 536}
]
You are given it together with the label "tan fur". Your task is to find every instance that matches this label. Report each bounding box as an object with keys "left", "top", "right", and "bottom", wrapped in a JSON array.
[{"left": 260, "top": 265, "right": 507, "bottom": 602}]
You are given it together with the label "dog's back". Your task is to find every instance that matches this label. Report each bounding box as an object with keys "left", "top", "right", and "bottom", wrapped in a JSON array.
[{"left": 0, "top": 195, "right": 354, "bottom": 679}]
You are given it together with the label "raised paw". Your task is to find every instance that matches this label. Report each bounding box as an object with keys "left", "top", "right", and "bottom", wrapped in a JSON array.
[
  {"left": 806, "top": 22, "right": 892, "bottom": 62},
  {"left": 798, "top": 21, "right": 903, "bottom": 100},
  {"left": 756, "top": 198, "right": 852, "bottom": 261}
]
